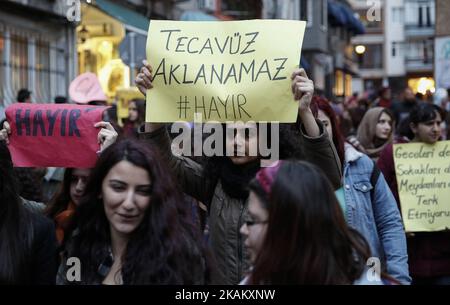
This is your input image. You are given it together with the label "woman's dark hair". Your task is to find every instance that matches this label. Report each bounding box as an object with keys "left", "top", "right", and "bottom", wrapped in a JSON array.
[
  {"left": 247, "top": 161, "right": 370, "bottom": 284},
  {"left": 201, "top": 122, "right": 273, "bottom": 201},
  {"left": 199, "top": 120, "right": 310, "bottom": 201},
  {"left": 0, "top": 141, "right": 33, "bottom": 284},
  {"left": 44, "top": 168, "right": 74, "bottom": 219},
  {"left": 68, "top": 139, "right": 210, "bottom": 284},
  {"left": 310, "top": 96, "right": 345, "bottom": 167},
  {"left": 409, "top": 103, "right": 443, "bottom": 126}
]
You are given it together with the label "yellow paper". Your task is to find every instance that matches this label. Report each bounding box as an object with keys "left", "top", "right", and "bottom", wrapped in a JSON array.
[
  {"left": 145, "top": 19, "right": 306, "bottom": 123},
  {"left": 394, "top": 141, "right": 450, "bottom": 232}
]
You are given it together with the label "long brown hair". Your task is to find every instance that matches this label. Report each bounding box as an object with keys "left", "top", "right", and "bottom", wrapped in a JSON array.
[
  {"left": 310, "top": 96, "right": 346, "bottom": 167},
  {"left": 45, "top": 168, "right": 74, "bottom": 219},
  {"left": 248, "top": 161, "right": 370, "bottom": 284}
]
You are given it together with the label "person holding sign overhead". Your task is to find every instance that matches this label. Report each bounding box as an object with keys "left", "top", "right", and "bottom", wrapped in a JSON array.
[
  {"left": 1, "top": 115, "right": 119, "bottom": 249},
  {"left": 378, "top": 103, "right": 450, "bottom": 285},
  {"left": 135, "top": 60, "right": 342, "bottom": 284}
]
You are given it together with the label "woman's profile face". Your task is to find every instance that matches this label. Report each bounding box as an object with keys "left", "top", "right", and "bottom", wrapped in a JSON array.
[
  {"left": 101, "top": 160, "right": 152, "bottom": 236},
  {"left": 240, "top": 191, "right": 269, "bottom": 264},
  {"left": 317, "top": 110, "right": 333, "bottom": 141},
  {"left": 375, "top": 112, "right": 392, "bottom": 140}
]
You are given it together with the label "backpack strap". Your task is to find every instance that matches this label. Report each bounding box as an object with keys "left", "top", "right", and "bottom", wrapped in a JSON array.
[{"left": 370, "top": 160, "right": 381, "bottom": 202}]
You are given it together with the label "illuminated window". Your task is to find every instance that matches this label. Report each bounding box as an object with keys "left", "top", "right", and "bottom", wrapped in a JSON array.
[
  {"left": 35, "top": 39, "right": 50, "bottom": 102},
  {"left": 334, "top": 70, "right": 344, "bottom": 96},
  {"left": 408, "top": 77, "right": 435, "bottom": 95},
  {"left": 345, "top": 74, "right": 352, "bottom": 97},
  {"left": 11, "top": 34, "right": 28, "bottom": 95}
]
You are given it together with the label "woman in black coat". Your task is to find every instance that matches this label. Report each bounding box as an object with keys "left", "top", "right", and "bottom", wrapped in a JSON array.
[{"left": 0, "top": 141, "right": 58, "bottom": 284}]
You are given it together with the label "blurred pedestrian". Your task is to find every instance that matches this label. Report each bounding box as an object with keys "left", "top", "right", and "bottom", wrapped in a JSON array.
[
  {"left": 391, "top": 87, "right": 418, "bottom": 129},
  {"left": 17, "top": 88, "right": 31, "bottom": 103},
  {"left": 373, "top": 87, "right": 392, "bottom": 108},
  {"left": 122, "top": 99, "right": 145, "bottom": 138}
]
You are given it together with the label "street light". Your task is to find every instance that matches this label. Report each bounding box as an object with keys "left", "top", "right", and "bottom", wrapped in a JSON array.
[
  {"left": 355, "top": 45, "right": 366, "bottom": 55},
  {"left": 78, "top": 25, "right": 90, "bottom": 44},
  {"left": 355, "top": 45, "right": 366, "bottom": 66}
]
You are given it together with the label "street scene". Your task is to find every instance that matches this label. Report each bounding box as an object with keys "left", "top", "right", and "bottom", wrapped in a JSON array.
[{"left": 1, "top": 0, "right": 450, "bottom": 289}]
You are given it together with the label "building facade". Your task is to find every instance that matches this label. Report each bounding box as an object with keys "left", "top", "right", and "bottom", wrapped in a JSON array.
[
  {"left": 350, "top": 0, "right": 436, "bottom": 98},
  {"left": 0, "top": 0, "right": 77, "bottom": 107}
]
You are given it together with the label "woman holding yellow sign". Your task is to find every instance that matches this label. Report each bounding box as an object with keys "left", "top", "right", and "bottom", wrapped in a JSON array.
[
  {"left": 136, "top": 60, "right": 342, "bottom": 284},
  {"left": 378, "top": 103, "right": 450, "bottom": 285}
]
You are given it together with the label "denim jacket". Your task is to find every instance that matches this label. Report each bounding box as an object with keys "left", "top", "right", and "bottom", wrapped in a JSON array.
[{"left": 343, "top": 143, "right": 411, "bottom": 284}]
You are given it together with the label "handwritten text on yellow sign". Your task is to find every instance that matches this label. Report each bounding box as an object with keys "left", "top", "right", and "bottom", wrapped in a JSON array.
[
  {"left": 394, "top": 141, "right": 450, "bottom": 232},
  {"left": 145, "top": 20, "right": 306, "bottom": 122}
]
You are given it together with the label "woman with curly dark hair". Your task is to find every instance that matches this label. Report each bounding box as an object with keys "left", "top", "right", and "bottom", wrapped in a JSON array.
[{"left": 57, "top": 139, "right": 210, "bottom": 285}]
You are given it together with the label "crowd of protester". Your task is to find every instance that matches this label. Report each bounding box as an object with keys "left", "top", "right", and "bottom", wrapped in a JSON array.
[{"left": 1, "top": 61, "right": 450, "bottom": 285}]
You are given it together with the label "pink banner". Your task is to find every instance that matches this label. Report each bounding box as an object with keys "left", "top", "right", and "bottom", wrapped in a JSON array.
[{"left": 6, "top": 103, "right": 108, "bottom": 167}]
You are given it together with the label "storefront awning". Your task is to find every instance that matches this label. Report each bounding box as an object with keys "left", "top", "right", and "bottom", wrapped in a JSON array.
[
  {"left": 328, "top": 0, "right": 346, "bottom": 26},
  {"left": 328, "top": 0, "right": 365, "bottom": 35},
  {"left": 95, "top": 0, "right": 149, "bottom": 34},
  {"left": 339, "top": 3, "right": 365, "bottom": 35}
]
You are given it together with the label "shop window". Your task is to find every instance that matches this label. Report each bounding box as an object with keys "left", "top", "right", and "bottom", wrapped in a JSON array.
[
  {"left": 334, "top": 70, "right": 344, "bottom": 96},
  {"left": 35, "top": 39, "right": 51, "bottom": 102},
  {"left": 345, "top": 74, "right": 352, "bottom": 97},
  {"left": 300, "top": 0, "right": 313, "bottom": 27},
  {"left": 356, "top": 44, "right": 383, "bottom": 69},
  {"left": 408, "top": 77, "right": 435, "bottom": 95},
  {"left": 11, "top": 34, "right": 28, "bottom": 96}
]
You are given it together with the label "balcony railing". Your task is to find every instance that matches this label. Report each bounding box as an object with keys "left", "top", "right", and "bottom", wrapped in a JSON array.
[
  {"left": 405, "top": 56, "right": 434, "bottom": 71},
  {"left": 405, "top": 24, "right": 435, "bottom": 37}
]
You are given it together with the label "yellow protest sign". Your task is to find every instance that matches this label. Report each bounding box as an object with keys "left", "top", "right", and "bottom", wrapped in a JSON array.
[
  {"left": 394, "top": 141, "right": 450, "bottom": 232},
  {"left": 145, "top": 19, "right": 306, "bottom": 123}
]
